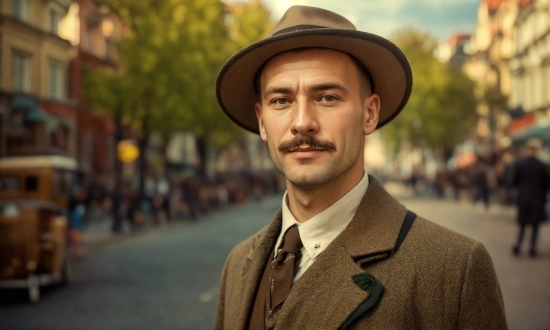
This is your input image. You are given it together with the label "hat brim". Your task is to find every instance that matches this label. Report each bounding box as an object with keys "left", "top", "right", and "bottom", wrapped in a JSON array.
[{"left": 216, "top": 28, "right": 413, "bottom": 134}]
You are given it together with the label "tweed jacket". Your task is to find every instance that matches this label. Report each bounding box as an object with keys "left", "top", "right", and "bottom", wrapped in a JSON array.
[{"left": 214, "top": 176, "right": 507, "bottom": 330}]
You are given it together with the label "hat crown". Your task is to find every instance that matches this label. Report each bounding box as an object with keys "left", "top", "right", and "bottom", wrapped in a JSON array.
[{"left": 269, "top": 5, "right": 356, "bottom": 37}]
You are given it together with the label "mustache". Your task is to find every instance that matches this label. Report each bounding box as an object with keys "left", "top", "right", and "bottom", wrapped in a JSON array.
[{"left": 277, "top": 136, "right": 336, "bottom": 152}]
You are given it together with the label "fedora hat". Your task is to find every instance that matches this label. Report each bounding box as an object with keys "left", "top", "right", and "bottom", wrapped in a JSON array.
[{"left": 216, "top": 5, "right": 413, "bottom": 134}]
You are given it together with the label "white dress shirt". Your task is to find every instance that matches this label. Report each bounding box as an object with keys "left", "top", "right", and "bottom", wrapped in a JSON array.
[{"left": 275, "top": 172, "right": 369, "bottom": 281}]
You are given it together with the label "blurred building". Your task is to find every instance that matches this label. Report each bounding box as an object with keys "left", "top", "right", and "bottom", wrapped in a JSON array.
[
  {"left": 61, "top": 0, "right": 124, "bottom": 183},
  {"left": 437, "top": 33, "right": 472, "bottom": 69},
  {"left": 508, "top": 0, "right": 550, "bottom": 149},
  {"left": 441, "top": 0, "right": 550, "bottom": 160},
  {"left": 0, "top": 0, "right": 77, "bottom": 158},
  {"left": 462, "top": 0, "right": 549, "bottom": 153},
  {"left": 463, "top": 0, "right": 518, "bottom": 150},
  {"left": 0, "top": 0, "right": 126, "bottom": 184}
]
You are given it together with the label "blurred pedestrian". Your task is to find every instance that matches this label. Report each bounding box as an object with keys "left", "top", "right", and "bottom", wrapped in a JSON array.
[
  {"left": 125, "top": 184, "right": 140, "bottom": 231},
  {"left": 110, "top": 184, "right": 125, "bottom": 233},
  {"left": 471, "top": 157, "right": 496, "bottom": 211},
  {"left": 432, "top": 164, "right": 447, "bottom": 198},
  {"left": 213, "top": 5, "right": 506, "bottom": 329},
  {"left": 68, "top": 189, "right": 87, "bottom": 256},
  {"left": 183, "top": 177, "right": 201, "bottom": 220},
  {"left": 511, "top": 138, "right": 550, "bottom": 257}
]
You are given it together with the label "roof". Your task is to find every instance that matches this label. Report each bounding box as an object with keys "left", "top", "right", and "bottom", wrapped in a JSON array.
[
  {"left": 447, "top": 33, "right": 471, "bottom": 48},
  {"left": 486, "top": 0, "right": 504, "bottom": 12},
  {"left": 0, "top": 156, "right": 78, "bottom": 170}
]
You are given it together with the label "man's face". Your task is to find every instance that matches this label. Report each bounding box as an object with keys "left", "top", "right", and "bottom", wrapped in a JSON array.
[{"left": 255, "top": 48, "right": 380, "bottom": 190}]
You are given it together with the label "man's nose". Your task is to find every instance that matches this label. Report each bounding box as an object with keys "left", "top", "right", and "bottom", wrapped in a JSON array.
[{"left": 290, "top": 100, "right": 319, "bottom": 136}]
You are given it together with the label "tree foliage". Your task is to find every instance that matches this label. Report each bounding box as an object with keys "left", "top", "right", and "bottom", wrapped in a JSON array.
[
  {"left": 381, "top": 29, "right": 477, "bottom": 157},
  {"left": 227, "top": 0, "right": 274, "bottom": 51},
  {"left": 84, "top": 0, "right": 273, "bottom": 184},
  {"left": 86, "top": 0, "right": 235, "bottom": 142}
]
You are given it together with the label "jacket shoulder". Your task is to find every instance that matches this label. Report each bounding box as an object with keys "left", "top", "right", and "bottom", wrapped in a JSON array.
[{"left": 409, "top": 216, "right": 490, "bottom": 258}]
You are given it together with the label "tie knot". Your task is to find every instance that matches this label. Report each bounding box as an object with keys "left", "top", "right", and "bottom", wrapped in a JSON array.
[{"left": 280, "top": 225, "right": 302, "bottom": 254}]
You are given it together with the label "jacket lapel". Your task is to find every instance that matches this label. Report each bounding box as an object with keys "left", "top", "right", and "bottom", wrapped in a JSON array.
[
  {"left": 343, "top": 176, "right": 408, "bottom": 264},
  {"left": 274, "top": 176, "right": 408, "bottom": 329},
  {"left": 234, "top": 210, "right": 282, "bottom": 329}
]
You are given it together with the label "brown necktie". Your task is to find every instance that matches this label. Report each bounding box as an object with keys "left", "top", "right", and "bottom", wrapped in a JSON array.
[{"left": 268, "top": 225, "right": 303, "bottom": 310}]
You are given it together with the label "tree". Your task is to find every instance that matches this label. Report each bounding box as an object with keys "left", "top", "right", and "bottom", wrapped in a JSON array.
[
  {"left": 84, "top": 0, "right": 236, "bottom": 193},
  {"left": 381, "top": 29, "right": 477, "bottom": 160},
  {"left": 84, "top": 0, "right": 274, "bottom": 192}
]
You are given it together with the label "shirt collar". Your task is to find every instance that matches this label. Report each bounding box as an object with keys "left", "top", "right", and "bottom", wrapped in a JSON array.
[{"left": 277, "top": 172, "right": 369, "bottom": 260}]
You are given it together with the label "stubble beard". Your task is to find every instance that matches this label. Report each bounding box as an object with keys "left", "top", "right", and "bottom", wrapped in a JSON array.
[
  {"left": 272, "top": 148, "right": 359, "bottom": 190},
  {"left": 268, "top": 133, "right": 363, "bottom": 190},
  {"left": 270, "top": 136, "right": 338, "bottom": 189}
]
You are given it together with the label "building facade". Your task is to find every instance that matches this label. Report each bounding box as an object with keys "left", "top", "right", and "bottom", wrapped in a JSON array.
[
  {"left": 509, "top": 0, "right": 550, "bottom": 147},
  {"left": 462, "top": 0, "right": 519, "bottom": 149},
  {"left": 0, "top": 0, "right": 76, "bottom": 158},
  {"left": 61, "top": 0, "right": 124, "bottom": 182}
]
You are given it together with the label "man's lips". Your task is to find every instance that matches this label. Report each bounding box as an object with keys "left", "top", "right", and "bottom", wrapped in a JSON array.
[
  {"left": 287, "top": 147, "right": 325, "bottom": 153},
  {"left": 277, "top": 136, "right": 336, "bottom": 152}
]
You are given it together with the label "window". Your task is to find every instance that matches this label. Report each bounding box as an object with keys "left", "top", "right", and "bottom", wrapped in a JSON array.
[
  {"left": 84, "top": 25, "right": 93, "bottom": 52},
  {"left": 49, "top": 8, "right": 60, "bottom": 35},
  {"left": 0, "top": 176, "right": 20, "bottom": 191},
  {"left": 84, "top": 14, "right": 100, "bottom": 52},
  {"left": 49, "top": 60, "right": 66, "bottom": 100},
  {"left": 13, "top": 0, "right": 29, "bottom": 22},
  {"left": 12, "top": 52, "right": 32, "bottom": 93}
]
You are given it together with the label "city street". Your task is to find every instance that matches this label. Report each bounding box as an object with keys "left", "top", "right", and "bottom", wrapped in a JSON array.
[{"left": 0, "top": 188, "right": 549, "bottom": 330}]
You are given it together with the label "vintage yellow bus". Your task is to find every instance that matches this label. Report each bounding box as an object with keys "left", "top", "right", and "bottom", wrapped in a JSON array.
[{"left": 0, "top": 155, "right": 78, "bottom": 302}]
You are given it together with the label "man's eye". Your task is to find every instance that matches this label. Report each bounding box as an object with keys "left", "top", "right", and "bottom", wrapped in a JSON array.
[
  {"left": 273, "top": 98, "right": 289, "bottom": 105},
  {"left": 322, "top": 95, "right": 336, "bottom": 102}
]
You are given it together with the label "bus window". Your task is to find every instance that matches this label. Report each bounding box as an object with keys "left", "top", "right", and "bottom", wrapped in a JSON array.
[
  {"left": 25, "top": 176, "right": 38, "bottom": 191},
  {"left": 0, "top": 176, "right": 20, "bottom": 191}
]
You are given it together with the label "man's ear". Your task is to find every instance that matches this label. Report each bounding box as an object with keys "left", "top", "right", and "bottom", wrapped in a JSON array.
[
  {"left": 363, "top": 94, "right": 380, "bottom": 135},
  {"left": 255, "top": 102, "right": 267, "bottom": 141}
]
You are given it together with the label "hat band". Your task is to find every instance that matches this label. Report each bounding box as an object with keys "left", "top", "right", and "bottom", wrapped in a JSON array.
[{"left": 273, "top": 25, "right": 328, "bottom": 36}]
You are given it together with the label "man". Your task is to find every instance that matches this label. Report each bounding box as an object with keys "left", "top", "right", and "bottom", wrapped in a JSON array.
[
  {"left": 214, "top": 6, "right": 507, "bottom": 330},
  {"left": 511, "top": 138, "right": 550, "bottom": 257}
]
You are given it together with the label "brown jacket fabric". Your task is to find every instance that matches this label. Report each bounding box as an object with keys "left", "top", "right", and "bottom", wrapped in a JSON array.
[{"left": 214, "top": 176, "right": 507, "bottom": 330}]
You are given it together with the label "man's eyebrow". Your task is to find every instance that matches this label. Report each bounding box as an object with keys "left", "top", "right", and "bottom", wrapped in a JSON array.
[
  {"left": 262, "top": 83, "right": 349, "bottom": 98},
  {"left": 307, "top": 83, "right": 349, "bottom": 94},
  {"left": 263, "top": 87, "right": 293, "bottom": 98}
]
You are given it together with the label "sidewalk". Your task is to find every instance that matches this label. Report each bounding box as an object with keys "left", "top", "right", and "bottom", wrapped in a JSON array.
[{"left": 77, "top": 209, "right": 140, "bottom": 258}]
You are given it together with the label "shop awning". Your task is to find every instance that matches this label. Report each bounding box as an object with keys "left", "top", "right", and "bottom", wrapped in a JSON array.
[
  {"left": 504, "top": 112, "right": 535, "bottom": 135},
  {"left": 511, "top": 122, "right": 550, "bottom": 142},
  {"left": 12, "top": 95, "right": 48, "bottom": 123}
]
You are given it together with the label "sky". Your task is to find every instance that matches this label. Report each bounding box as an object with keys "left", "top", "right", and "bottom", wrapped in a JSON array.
[{"left": 233, "top": 0, "right": 481, "bottom": 42}]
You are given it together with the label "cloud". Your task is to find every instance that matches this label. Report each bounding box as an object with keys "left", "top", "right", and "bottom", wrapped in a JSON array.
[{"left": 256, "top": 0, "right": 479, "bottom": 41}]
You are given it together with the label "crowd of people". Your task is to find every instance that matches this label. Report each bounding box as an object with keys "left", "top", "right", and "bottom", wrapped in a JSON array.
[
  {"left": 401, "top": 148, "right": 529, "bottom": 210},
  {"left": 65, "top": 144, "right": 549, "bottom": 258},
  {"left": 66, "top": 170, "right": 284, "bottom": 243}
]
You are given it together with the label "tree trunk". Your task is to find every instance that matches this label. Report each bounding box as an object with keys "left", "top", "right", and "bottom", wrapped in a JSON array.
[
  {"left": 138, "top": 101, "right": 151, "bottom": 199},
  {"left": 160, "top": 136, "right": 170, "bottom": 182},
  {"left": 114, "top": 112, "right": 124, "bottom": 187},
  {"left": 196, "top": 136, "right": 207, "bottom": 179}
]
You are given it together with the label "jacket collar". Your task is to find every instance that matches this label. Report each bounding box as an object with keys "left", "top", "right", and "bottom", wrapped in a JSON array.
[
  {"left": 274, "top": 175, "right": 408, "bottom": 329},
  {"left": 341, "top": 175, "right": 408, "bottom": 264},
  {"left": 237, "top": 175, "right": 408, "bottom": 329}
]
